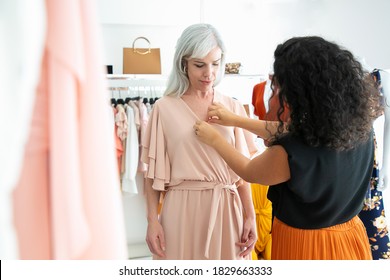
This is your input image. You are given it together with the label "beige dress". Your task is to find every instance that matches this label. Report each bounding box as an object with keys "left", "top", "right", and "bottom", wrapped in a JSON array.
[{"left": 141, "top": 91, "right": 256, "bottom": 260}]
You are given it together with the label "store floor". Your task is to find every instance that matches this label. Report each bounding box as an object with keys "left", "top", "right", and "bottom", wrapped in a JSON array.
[{"left": 128, "top": 242, "right": 152, "bottom": 260}]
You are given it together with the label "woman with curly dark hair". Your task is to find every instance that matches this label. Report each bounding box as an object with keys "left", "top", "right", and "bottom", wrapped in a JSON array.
[{"left": 193, "top": 36, "right": 382, "bottom": 259}]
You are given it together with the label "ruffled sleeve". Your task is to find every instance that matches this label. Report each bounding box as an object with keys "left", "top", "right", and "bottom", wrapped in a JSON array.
[{"left": 141, "top": 102, "right": 171, "bottom": 191}]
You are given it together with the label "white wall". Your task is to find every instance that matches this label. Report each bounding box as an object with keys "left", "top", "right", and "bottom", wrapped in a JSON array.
[
  {"left": 97, "top": 0, "right": 390, "bottom": 76},
  {"left": 204, "top": 0, "right": 390, "bottom": 74}
]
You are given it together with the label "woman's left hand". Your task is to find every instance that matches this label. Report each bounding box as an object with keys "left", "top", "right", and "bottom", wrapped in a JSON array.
[
  {"left": 193, "top": 120, "right": 222, "bottom": 147},
  {"left": 237, "top": 217, "right": 257, "bottom": 258}
]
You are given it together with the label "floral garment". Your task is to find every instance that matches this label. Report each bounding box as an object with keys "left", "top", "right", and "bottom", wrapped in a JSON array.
[{"left": 359, "top": 136, "right": 390, "bottom": 260}]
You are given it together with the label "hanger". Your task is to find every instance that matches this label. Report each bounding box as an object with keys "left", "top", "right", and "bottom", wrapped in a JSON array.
[
  {"left": 110, "top": 88, "right": 117, "bottom": 107},
  {"left": 116, "top": 89, "right": 125, "bottom": 105}
]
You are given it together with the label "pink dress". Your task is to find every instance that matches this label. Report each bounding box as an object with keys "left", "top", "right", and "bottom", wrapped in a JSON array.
[
  {"left": 141, "top": 91, "right": 257, "bottom": 259},
  {"left": 12, "top": 0, "right": 128, "bottom": 259}
]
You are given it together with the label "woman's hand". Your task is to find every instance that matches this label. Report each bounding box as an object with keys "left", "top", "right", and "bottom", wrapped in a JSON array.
[
  {"left": 145, "top": 220, "right": 166, "bottom": 258},
  {"left": 207, "top": 102, "right": 239, "bottom": 126},
  {"left": 237, "top": 217, "right": 257, "bottom": 258},
  {"left": 193, "top": 120, "right": 223, "bottom": 147}
]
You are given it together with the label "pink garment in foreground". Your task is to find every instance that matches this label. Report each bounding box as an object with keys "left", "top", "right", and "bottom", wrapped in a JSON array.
[{"left": 12, "top": 0, "right": 127, "bottom": 259}]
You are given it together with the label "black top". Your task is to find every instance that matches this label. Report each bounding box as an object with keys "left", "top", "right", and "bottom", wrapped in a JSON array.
[{"left": 268, "top": 132, "right": 374, "bottom": 229}]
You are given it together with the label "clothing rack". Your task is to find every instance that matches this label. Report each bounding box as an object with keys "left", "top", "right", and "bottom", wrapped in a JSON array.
[
  {"left": 108, "top": 86, "right": 163, "bottom": 107},
  {"left": 108, "top": 86, "right": 131, "bottom": 91},
  {"left": 108, "top": 85, "right": 165, "bottom": 99},
  {"left": 107, "top": 75, "right": 167, "bottom": 107}
]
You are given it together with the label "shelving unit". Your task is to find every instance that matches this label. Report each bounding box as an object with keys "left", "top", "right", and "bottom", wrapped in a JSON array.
[
  {"left": 106, "top": 74, "right": 168, "bottom": 80},
  {"left": 106, "top": 75, "right": 167, "bottom": 100}
]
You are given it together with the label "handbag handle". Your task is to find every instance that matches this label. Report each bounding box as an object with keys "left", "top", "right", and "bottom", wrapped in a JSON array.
[{"left": 132, "top": 37, "right": 151, "bottom": 55}]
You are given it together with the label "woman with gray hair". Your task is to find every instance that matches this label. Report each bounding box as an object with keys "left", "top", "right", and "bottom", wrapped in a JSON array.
[{"left": 141, "top": 23, "right": 257, "bottom": 260}]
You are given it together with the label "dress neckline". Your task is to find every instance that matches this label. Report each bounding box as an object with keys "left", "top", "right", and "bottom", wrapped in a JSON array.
[{"left": 179, "top": 90, "right": 219, "bottom": 121}]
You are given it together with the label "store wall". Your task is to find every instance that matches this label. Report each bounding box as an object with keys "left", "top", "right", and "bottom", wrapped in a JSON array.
[{"left": 97, "top": 0, "right": 390, "bottom": 76}]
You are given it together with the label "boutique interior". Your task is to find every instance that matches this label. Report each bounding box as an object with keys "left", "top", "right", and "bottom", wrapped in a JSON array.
[{"left": 1, "top": 0, "right": 389, "bottom": 261}]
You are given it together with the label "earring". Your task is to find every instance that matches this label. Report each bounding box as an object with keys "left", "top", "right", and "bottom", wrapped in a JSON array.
[{"left": 183, "top": 66, "right": 187, "bottom": 73}]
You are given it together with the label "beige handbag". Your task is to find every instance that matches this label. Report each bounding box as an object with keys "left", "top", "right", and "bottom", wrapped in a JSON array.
[{"left": 123, "top": 37, "right": 161, "bottom": 74}]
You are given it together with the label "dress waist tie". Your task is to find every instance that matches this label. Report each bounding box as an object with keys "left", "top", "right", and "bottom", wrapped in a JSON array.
[{"left": 167, "top": 181, "right": 242, "bottom": 259}]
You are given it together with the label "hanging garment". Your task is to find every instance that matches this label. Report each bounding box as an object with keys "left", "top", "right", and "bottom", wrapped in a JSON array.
[
  {"left": 250, "top": 183, "right": 272, "bottom": 260},
  {"left": 359, "top": 134, "right": 390, "bottom": 260},
  {"left": 12, "top": 75, "right": 52, "bottom": 259},
  {"left": 137, "top": 99, "right": 149, "bottom": 173},
  {"left": 12, "top": 0, "right": 128, "bottom": 259},
  {"left": 358, "top": 69, "right": 390, "bottom": 260},
  {"left": 373, "top": 69, "right": 390, "bottom": 192},
  {"left": 112, "top": 107, "right": 124, "bottom": 175},
  {"left": 116, "top": 103, "right": 128, "bottom": 175},
  {"left": 0, "top": 0, "right": 46, "bottom": 259},
  {"left": 121, "top": 104, "right": 139, "bottom": 195},
  {"left": 115, "top": 104, "right": 128, "bottom": 141},
  {"left": 128, "top": 100, "right": 141, "bottom": 132},
  {"left": 251, "top": 80, "right": 267, "bottom": 119}
]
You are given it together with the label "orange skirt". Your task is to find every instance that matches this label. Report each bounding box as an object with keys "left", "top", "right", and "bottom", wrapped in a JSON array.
[{"left": 271, "top": 216, "right": 372, "bottom": 260}]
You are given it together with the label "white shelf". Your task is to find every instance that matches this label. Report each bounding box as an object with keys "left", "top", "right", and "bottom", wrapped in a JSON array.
[
  {"left": 224, "top": 74, "right": 264, "bottom": 77},
  {"left": 106, "top": 74, "right": 168, "bottom": 80},
  {"left": 107, "top": 74, "right": 265, "bottom": 80}
]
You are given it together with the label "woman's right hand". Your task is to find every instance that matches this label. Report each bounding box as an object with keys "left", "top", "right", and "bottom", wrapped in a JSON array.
[
  {"left": 207, "top": 102, "right": 239, "bottom": 126},
  {"left": 145, "top": 220, "right": 166, "bottom": 258}
]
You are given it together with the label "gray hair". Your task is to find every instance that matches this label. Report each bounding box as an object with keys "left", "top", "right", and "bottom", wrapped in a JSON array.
[{"left": 164, "top": 23, "right": 226, "bottom": 97}]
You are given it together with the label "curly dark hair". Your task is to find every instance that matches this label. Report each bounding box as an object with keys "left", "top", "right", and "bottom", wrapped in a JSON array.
[{"left": 271, "top": 36, "right": 382, "bottom": 151}]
